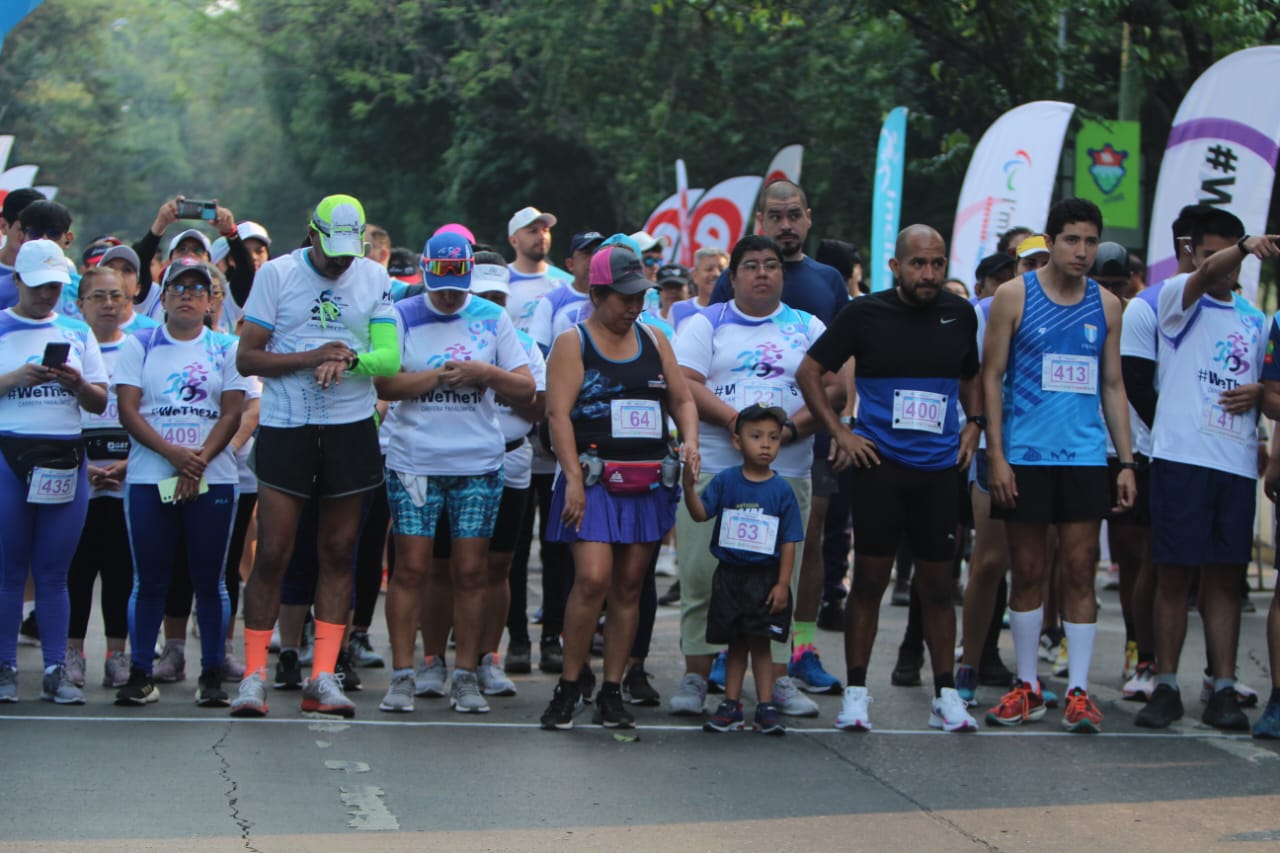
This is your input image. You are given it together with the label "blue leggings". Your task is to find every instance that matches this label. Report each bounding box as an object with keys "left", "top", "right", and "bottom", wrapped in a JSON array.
[
  {"left": 0, "top": 457, "right": 90, "bottom": 669},
  {"left": 126, "top": 483, "right": 236, "bottom": 673}
]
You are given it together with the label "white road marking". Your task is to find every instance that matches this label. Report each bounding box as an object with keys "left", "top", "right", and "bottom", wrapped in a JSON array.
[{"left": 339, "top": 785, "right": 399, "bottom": 831}]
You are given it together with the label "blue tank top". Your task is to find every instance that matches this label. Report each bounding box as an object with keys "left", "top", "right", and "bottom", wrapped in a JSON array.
[{"left": 1002, "top": 271, "right": 1107, "bottom": 466}]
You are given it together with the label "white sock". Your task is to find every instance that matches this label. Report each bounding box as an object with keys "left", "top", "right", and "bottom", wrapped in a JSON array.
[
  {"left": 1009, "top": 606, "right": 1043, "bottom": 687},
  {"left": 1063, "top": 620, "right": 1096, "bottom": 693}
]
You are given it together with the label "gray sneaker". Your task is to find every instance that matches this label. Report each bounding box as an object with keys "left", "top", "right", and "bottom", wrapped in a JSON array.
[
  {"left": 42, "top": 665, "right": 86, "bottom": 705},
  {"left": 414, "top": 655, "right": 447, "bottom": 698},
  {"left": 229, "top": 672, "right": 269, "bottom": 717},
  {"left": 668, "top": 672, "right": 708, "bottom": 716},
  {"left": 221, "top": 648, "right": 245, "bottom": 682},
  {"left": 301, "top": 671, "right": 356, "bottom": 718},
  {"left": 65, "top": 647, "right": 86, "bottom": 688},
  {"left": 0, "top": 663, "right": 17, "bottom": 703},
  {"left": 102, "top": 650, "right": 130, "bottom": 688},
  {"left": 477, "top": 653, "right": 517, "bottom": 697},
  {"left": 152, "top": 641, "right": 186, "bottom": 683},
  {"left": 773, "top": 676, "right": 820, "bottom": 717},
  {"left": 348, "top": 631, "right": 385, "bottom": 668},
  {"left": 378, "top": 672, "right": 415, "bottom": 713},
  {"left": 449, "top": 669, "right": 490, "bottom": 714}
]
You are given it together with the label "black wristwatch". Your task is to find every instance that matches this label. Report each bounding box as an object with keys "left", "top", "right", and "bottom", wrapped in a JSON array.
[
  {"left": 347, "top": 354, "right": 360, "bottom": 371},
  {"left": 1238, "top": 235, "right": 1251, "bottom": 255},
  {"left": 1118, "top": 460, "right": 1139, "bottom": 471},
  {"left": 783, "top": 420, "right": 798, "bottom": 442},
  {"left": 966, "top": 415, "right": 988, "bottom": 430}
]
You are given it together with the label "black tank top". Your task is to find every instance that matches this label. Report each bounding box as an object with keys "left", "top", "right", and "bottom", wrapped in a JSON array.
[{"left": 570, "top": 323, "right": 669, "bottom": 461}]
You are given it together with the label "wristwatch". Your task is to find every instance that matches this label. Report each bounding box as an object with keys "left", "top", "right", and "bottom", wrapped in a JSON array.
[
  {"left": 1118, "top": 460, "right": 1139, "bottom": 471},
  {"left": 783, "top": 420, "right": 798, "bottom": 442},
  {"left": 347, "top": 354, "right": 360, "bottom": 371},
  {"left": 966, "top": 415, "right": 988, "bottom": 430},
  {"left": 1237, "top": 235, "right": 1251, "bottom": 255}
]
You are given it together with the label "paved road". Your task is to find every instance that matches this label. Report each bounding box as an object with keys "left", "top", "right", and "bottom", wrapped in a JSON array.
[{"left": 2, "top": 570, "right": 1277, "bottom": 851}]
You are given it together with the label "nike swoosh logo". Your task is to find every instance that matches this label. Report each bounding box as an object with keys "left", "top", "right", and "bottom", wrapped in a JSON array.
[{"left": 940, "top": 318, "right": 957, "bottom": 325}]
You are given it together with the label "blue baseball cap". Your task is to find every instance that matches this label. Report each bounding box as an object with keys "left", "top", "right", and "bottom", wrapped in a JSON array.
[{"left": 421, "top": 231, "right": 474, "bottom": 291}]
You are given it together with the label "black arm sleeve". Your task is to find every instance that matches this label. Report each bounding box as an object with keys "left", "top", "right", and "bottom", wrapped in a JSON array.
[
  {"left": 225, "top": 235, "right": 255, "bottom": 307},
  {"left": 1122, "top": 355, "right": 1157, "bottom": 431},
  {"left": 131, "top": 230, "right": 162, "bottom": 299}
]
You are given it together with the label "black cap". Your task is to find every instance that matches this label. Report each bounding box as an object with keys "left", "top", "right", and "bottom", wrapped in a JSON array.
[
  {"left": 1091, "top": 242, "right": 1130, "bottom": 278},
  {"left": 656, "top": 263, "right": 690, "bottom": 287},
  {"left": 735, "top": 402, "right": 788, "bottom": 433},
  {"left": 568, "top": 231, "right": 605, "bottom": 255},
  {"left": 975, "top": 252, "right": 1015, "bottom": 282}
]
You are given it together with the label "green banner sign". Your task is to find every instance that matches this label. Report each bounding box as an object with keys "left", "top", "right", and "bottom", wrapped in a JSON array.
[{"left": 1075, "top": 120, "right": 1141, "bottom": 230}]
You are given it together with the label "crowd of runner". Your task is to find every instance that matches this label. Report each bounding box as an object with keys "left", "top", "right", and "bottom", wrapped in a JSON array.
[{"left": 1, "top": 181, "right": 1279, "bottom": 739}]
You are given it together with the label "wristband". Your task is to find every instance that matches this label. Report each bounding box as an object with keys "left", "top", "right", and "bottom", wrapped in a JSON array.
[
  {"left": 1238, "top": 236, "right": 1250, "bottom": 255},
  {"left": 783, "top": 420, "right": 797, "bottom": 442},
  {"left": 348, "top": 354, "right": 360, "bottom": 371},
  {"left": 1118, "top": 461, "right": 1138, "bottom": 471},
  {"left": 966, "top": 415, "right": 988, "bottom": 430}
]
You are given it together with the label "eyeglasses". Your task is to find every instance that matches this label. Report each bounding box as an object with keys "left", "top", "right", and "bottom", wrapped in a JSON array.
[
  {"left": 738, "top": 260, "right": 782, "bottom": 274},
  {"left": 643, "top": 256, "right": 662, "bottom": 267},
  {"left": 423, "top": 258, "right": 472, "bottom": 277},
  {"left": 84, "top": 291, "right": 127, "bottom": 304},
  {"left": 165, "top": 282, "right": 211, "bottom": 295},
  {"left": 23, "top": 228, "right": 65, "bottom": 240}
]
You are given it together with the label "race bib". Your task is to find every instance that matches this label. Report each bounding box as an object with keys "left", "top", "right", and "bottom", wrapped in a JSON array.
[
  {"left": 718, "top": 509, "right": 780, "bottom": 556},
  {"left": 610, "top": 399, "right": 663, "bottom": 439},
  {"left": 1200, "top": 401, "right": 1253, "bottom": 443},
  {"left": 1041, "top": 353, "right": 1097, "bottom": 395},
  {"left": 892, "top": 389, "right": 946, "bottom": 434},
  {"left": 87, "top": 400, "right": 119, "bottom": 425},
  {"left": 28, "top": 466, "right": 76, "bottom": 505},
  {"left": 161, "top": 421, "right": 203, "bottom": 448},
  {"left": 740, "top": 381, "right": 785, "bottom": 410}
]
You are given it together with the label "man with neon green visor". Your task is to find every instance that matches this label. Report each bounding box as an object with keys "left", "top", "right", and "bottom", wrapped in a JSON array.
[{"left": 232, "top": 194, "right": 400, "bottom": 718}]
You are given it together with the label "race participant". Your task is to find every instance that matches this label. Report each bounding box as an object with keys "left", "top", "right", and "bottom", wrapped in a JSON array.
[
  {"left": 131, "top": 197, "right": 253, "bottom": 318},
  {"left": 798, "top": 224, "right": 981, "bottom": 733},
  {"left": 671, "top": 234, "right": 835, "bottom": 719},
  {"left": 981, "top": 198, "right": 1135, "bottom": 733},
  {"left": 538, "top": 245, "right": 698, "bottom": 730},
  {"left": 0, "top": 239, "right": 108, "bottom": 704},
  {"left": 528, "top": 231, "right": 605, "bottom": 352},
  {"left": 972, "top": 253, "right": 1016, "bottom": 300},
  {"left": 653, "top": 264, "right": 690, "bottom": 324},
  {"left": 998, "top": 227, "right": 1034, "bottom": 257},
  {"left": 506, "top": 206, "right": 560, "bottom": 335},
  {"left": 0, "top": 189, "right": 47, "bottom": 310},
  {"left": 1014, "top": 235, "right": 1050, "bottom": 276},
  {"left": 113, "top": 258, "right": 248, "bottom": 707},
  {"left": 231, "top": 194, "right": 400, "bottom": 718},
  {"left": 815, "top": 238, "right": 865, "bottom": 298},
  {"left": 65, "top": 266, "right": 154, "bottom": 689},
  {"left": 1135, "top": 217, "right": 1277, "bottom": 731},
  {"left": 631, "top": 231, "right": 665, "bottom": 283},
  {"left": 374, "top": 233, "right": 533, "bottom": 715}
]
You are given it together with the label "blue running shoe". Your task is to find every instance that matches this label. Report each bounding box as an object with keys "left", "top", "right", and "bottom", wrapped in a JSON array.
[
  {"left": 956, "top": 664, "right": 977, "bottom": 707},
  {"left": 703, "top": 699, "right": 744, "bottom": 732},
  {"left": 1043, "top": 686, "right": 1059, "bottom": 709},
  {"left": 708, "top": 651, "right": 727, "bottom": 695},
  {"left": 1253, "top": 697, "right": 1280, "bottom": 739},
  {"left": 788, "top": 644, "right": 842, "bottom": 695}
]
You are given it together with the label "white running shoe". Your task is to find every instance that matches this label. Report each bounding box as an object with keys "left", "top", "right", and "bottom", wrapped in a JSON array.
[
  {"left": 772, "top": 676, "right": 820, "bottom": 717},
  {"left": 668, "top": 672, "right": 708, "bottom": 716},
  {"left": 414, "top": 655, "right": 447, "bottom": 698},
  {"left": 1122, "top": 663, "right": 1156, "bottom": 702},
  {"left": 834, "top": 686, "right": 872, "bottom": 731},
  {"left": 929, "top": 687, "right": 978, "bottom": 732}
]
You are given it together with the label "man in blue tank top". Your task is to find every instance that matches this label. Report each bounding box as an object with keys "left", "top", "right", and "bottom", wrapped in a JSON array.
[{"left": 981, "top": 198, "right": 1135, "bottom": 734}]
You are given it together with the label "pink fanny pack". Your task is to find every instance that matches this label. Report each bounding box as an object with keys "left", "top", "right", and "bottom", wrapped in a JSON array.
[{"left": 601, "top": 461, "right": 662, "bottom": 495}]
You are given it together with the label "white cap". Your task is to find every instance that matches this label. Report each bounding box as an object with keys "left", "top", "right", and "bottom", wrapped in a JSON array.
[
  {"left": 508, "top": 206, "right": 557, "bottom": 237},
  {"left": 168, "top": 228, "right": 212, "bottom": 259},
  {"left": 15, "top": 239, "right": 71, "bottom": 286},
  {"left": 471, "top": 263, "right": 511, "bottom": 296},
  {"left": 236, "top": 220, "right": 271, "bottom": 246},
  {"left": 629, "top": 230, "right": 661, "bottom": 252}
]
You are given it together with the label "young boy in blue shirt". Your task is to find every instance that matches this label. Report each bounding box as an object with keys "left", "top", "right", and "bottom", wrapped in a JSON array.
[{"left": 683, "top": 403, "right": 805, "bottom": 734}]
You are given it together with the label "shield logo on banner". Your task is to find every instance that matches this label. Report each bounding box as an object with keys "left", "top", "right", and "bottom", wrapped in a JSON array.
[
  {"left": 1087, "top": 143, "right": 1128, "bottom": 195},
  {"left": 1084, "top": 323, "right": 1098, "bottom": 344}
]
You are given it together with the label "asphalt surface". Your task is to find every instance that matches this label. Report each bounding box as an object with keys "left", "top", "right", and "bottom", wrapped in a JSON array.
[{"left": 2, "top": 562, "right": 1278, "bottom": 852}]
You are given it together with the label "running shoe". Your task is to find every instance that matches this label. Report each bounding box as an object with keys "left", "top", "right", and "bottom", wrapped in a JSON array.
[
  {"left": 668, "top": 672, "right": 708, "bottom": 716},
  {"left": 378, "top": 671, "right": 415, "bottom": 713},
  {"left": 754, "top": 701, "right": 786, "bottom": 736},
  {"left": 65, "top": 647, "right": 86, "bottom": 687},
  {"left": 1062, "top": 687, "right": 1102, "bottom": 733},
  {"left": 930, "top": 687, "right": 978, "bottom": 732},
  {"left": 593, "top": 687, "right": 635, "bottom": 728},
  {"left": 153, "top": 641, "right": 186, "bottom": 683},
  {"left": 622, "top": 666, "right": 660, "bottom": 706},
  {"left": 703, "top": 699, "right": 745, "bottom": 733},
  {"left": 817, "top": 599, "right": 844, "bottom": 631},
  {"left": 955, "top": 664, "right": 978, "bottom": 707},
  {"left": 708, "top": 650, "right": 727, "bottom": 694},
  {"left": 1122, "top": 641, "right": 1139, "bottom": 681},
  {"left": 1134, "top": 683, "right": 1183, "bottom": 728},
  {"left": 301, "top": 671, "right": 355, "bottom": 717},
  {"left": 891, "top": 573, "right": 910, "bottom": 606},
  {"left": 834, "top": 686, "right": 872, "bottom": 731},
  {"left": 478, "top": 653, "right": 518, "bottom": 697},
  {"left": 1043, "top": 687, "right": 1059, "bottom": 709},
  {"left": 1200, "top": 674, "right": 1259, "bottom": 708},
  {"left": 985, "top": 681, "right": 1047, "bottom": 727},
  {"left": 196, "top": 668, "right": 229, "bottom": 708},
  {"left": 890, "top": 646, "right": 924, "bottom": 687},
  {"left": 1122, "top": 662, "right": 1157, "bottom": 702},
  {"left": 1253, "top": 697, "right": 1280, "bottom": 739},
  {"left": 577, "top": 663, "right": 597, "bottom": 706},
  {"left": 1202, "top": 686, "right": 1249, "bottom": 731},
  {"left": 505, "top": 639, "right": 532, "bottom": 675},
  {"left": 0, "top": 663, "right": 17, "bottom": 703},
  {"left": 268, "top": 626, "right": 281, "bottom": 654},
  {"left": 103, "top": 650, "right": 130, "bottom": 688},
  {"left": 18, "top": 611, "right": 39, "bottom": 646},
  {"left": 347, "top": 631, "right": 385, "bottom": 668},
  {"left": 336, "top": 649, "right": 362, "bottom": 692},
  {"left": 977, "top": 653, "right": 1014, "bottom": 687},
  {"left": 221, "top": 648, "right": 246, "bottom": 682},
  {"left": 274, "top": 649, "right": 303, "bottom": 690},
  {"left": 658, "top": 580, "right": 681, "bottom": 606},
  {"left": 539, "top": 638, "right": 564, "bottom": 674},
  {"left": 414, "top": 655, "right": 447, "bottom": 698},
  {"left": 230, "top": 672, "right": 269, "bottom": 717},
  {"left": 41, "top": 665, "right": 85, "bottom": 705},
  {"left": 1101, "top": 564, "right": 1120, "bottom": 590},
  {"left": 1038, "top": 632, "right": 1059, "bottom": 663},
  {"left": 449, "top": 669, "right": 490, "bottom": 714},
  {"left": 789, "top": 644, "right": 843, "bottom": 694},
  {"left": 115, "top": 667, "right": 158, "bottom": 706},
  {"left": 773, "top": 676, "right": 819, "bottom": 717},
  {"left": 540, "top": 680, "right": 579, "bottom": 730},
  {"left": 1051, "top": 638, "right": 1069, "bottom": 678}
]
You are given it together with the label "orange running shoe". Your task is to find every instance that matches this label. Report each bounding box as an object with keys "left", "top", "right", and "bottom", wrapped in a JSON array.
[
  {"left": 984, "top": 680, "right": 1047, "bottom": 727},
  {"left": 1062, "top": 687, "right": 1102, "bottom": 733}
]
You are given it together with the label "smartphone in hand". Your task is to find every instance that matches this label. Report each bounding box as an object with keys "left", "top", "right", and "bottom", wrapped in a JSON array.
[
  {"left": 175, "top": 199, "right": 217, "bottom": 221},
  {"left": 41, "top": 341, "right": 70, "bottom": 368}
]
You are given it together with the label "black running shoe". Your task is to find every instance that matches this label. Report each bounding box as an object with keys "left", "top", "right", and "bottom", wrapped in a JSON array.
[
  {"left": 622, "top": 666, "right": 661, "bottom": 706},
  {"left": 977, "top": 654, "right": 1015, "bottom": 687},
  {"left": 593, "top": 686, "right": 635, "bottom": 729},
  {"left": 196, "top": 667, "right": 229, "bottom": 707},
  {"left": 890, "top": 646, "right": 923, "bottom": 687},
  {"left": 18, "top": 610, "right": 39, "bottom": 646},
  {"left": 115, "top": 667, "right": 158, "bottom": 706},
  {"left": 336, "top": 648, "right": 362, "bottom": 692},
  {"left": 817, "top": 599, "right": 844, "bottom": 631},
  {"left": 1134, "top": 683, "right": 1183, "bottom": 729},
  {"left": 274, "top": 649, "right": 303, "bottom": 690},
  {"left": 505, "top": 639, "right": 532, "bottom": 675},
  {"left": 658, "top": 580, "right": 681, "bottom": 606},
  {"left": 1202, "top": 686, "right": 1250, "bottom": 731},
  {"left": 539, "top": 639, "right": 564, "bottom": 674},
  {"left": 540, "top": 680, "right": 580, "bottom": 730}
]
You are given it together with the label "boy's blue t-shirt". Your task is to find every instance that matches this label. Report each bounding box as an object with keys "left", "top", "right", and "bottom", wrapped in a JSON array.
[{"left": 699, "top": 466, "right": 804, "bottom": 566}]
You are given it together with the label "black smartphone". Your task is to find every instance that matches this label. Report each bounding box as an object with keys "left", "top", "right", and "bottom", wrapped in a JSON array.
[
  {"left": 41, "top": 341, "right": 70, "bottom": 368},
  {"left": 175, "top": 199, "right": 217, "bottom": 221}
]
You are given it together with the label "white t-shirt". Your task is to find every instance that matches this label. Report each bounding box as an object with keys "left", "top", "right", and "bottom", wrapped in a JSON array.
[
  {"left": 496, "top": 330, "right": 546, "bottom": 490},
  {"left": 1118, "top": 282, "right": 1165, "bottom": 457},
  {"left": 383, "top": 294, "right": 529, "bottom": 477},
  {"left": 528, "top": 283, "right": 589, "bottom": 351},
  {"left": 1152, "top": 275, "right": 1266, "bottom": 479},
  {"left": 236, "top": 377, "right": 262, "bottom": 495},
  {"left": 674, "top": 300, "right": 825, "bottom": 478},
  {"left": 0, "top": 310, "right": 107, "bottom": 436},
  {"left": 242, "top": 249, "right": 396, "bottom": 428},
  {"left": 506, "top": 268, "right": 559, "bottom": 336},
  {"left": 113, "top": 325, "right": 250, "bottom": 485}
]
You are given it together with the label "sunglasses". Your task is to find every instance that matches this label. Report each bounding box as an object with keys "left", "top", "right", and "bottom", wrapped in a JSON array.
[
  {"left": 423, "top": 258, "right": 472, "bottom": 277},
  {"left": 166, "top": 282, "right": 211, "bottom": 295},
  {"left": 24, "top": 228, "right": 65, "bottom": 240},
  {"left": 643, "top": 256, "right": 662, "bottom": 267}
]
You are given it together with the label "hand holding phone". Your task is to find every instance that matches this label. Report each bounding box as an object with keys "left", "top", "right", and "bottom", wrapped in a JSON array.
[
  {"left": 175, "top": 198, "right": 218, "bottom": 222},
  {"left": 41, "top": 342, "right": 70, "bottom": 368}
]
